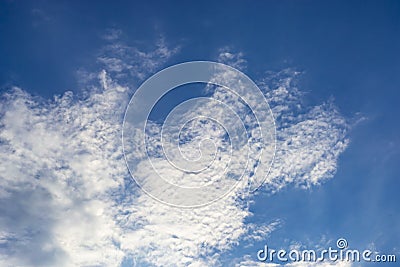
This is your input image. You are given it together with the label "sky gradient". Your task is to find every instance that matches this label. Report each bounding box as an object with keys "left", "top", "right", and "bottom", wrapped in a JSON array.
[{"left": 0, "top": 1, "right": 399, "bottom": 266}]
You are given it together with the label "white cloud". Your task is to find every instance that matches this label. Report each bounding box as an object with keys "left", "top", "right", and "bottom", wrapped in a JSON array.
[
  {"left": 0, "top": 82, "right": 129, "bottom": 266},
  {"left": 217, "top": 47, "right": 247, "bottom": 70},
  {"left": 243, "top": 220, "right": 282, "bottom": 243},
  {"left": 0, "top": 42, "right": 349, "bottom": 266},
  {"left": 260, "top": 70, "right": 349, "bottom": 190},
  {"left": 97, "top": 36, "right": 179, "bottom": 81}
]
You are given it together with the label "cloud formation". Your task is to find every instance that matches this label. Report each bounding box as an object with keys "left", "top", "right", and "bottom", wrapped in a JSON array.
[{"left": 0, "top": 38, "right": 349, "bottom": 266}]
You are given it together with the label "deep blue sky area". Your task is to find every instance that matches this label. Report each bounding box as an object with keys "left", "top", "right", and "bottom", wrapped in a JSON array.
[
  {"left": 2, "top": 0, "right": 400, "bottom": 106},
  {"left": 1, "top": 0, "right": 399, "bottom": 266}
]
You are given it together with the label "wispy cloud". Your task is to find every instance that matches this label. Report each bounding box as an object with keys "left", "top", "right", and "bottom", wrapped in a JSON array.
[
  {"left": 0, "top": 37, "right": 349, "bottom": 266},
  {"left": 102, "top": 28, "right": 123, "bottom": 41},
  {"left": 217, "top": 47, "right": 247, "bottom": 70},
  {"left": 97, "top": 36, "right": 179, "bottom": 81},
  {"left": 261, "top": 71, "right": 349, "bottom": 191}
]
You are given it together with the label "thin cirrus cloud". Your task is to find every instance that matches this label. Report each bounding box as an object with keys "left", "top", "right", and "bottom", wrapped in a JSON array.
[{"left": 0, "top": 33, "right": 349, "bottom": 266}]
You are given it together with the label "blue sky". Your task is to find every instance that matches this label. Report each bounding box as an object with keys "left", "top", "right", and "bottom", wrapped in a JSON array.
[{"left": 0, "top": 1, "right": 399, "bottom": 266}]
